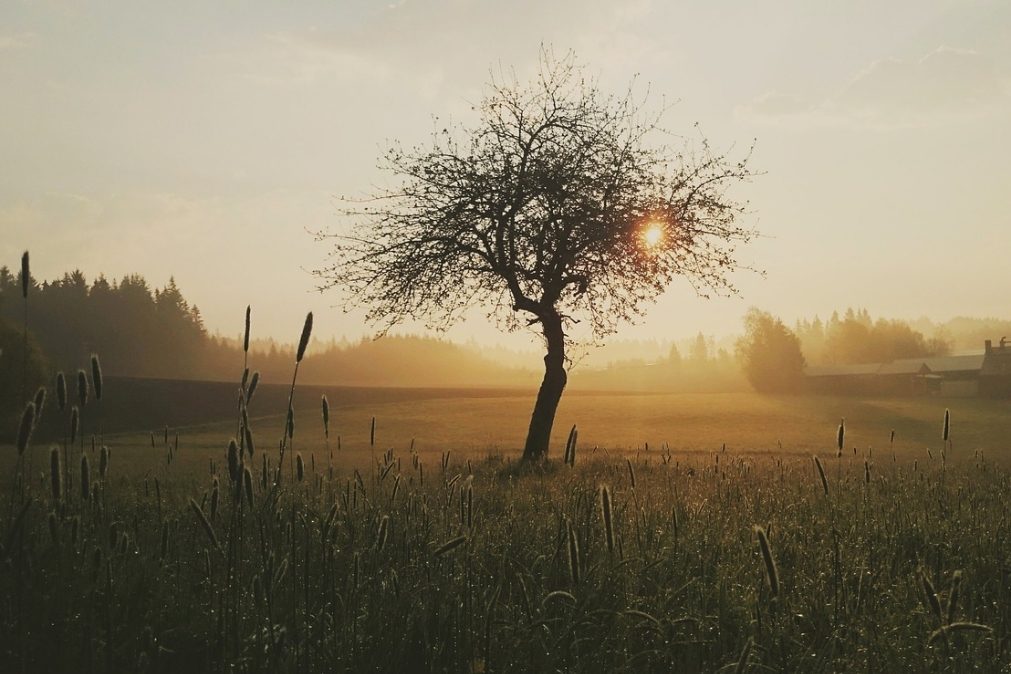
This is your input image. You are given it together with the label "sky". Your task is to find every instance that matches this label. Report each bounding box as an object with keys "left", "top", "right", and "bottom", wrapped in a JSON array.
[{"left": 1, "top": 0, "right": 1009, "bottom": 350}]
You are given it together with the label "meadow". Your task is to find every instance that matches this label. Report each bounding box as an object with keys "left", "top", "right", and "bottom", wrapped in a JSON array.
[
  {"left": 10, "top": 376, "right": 1011, "bottom": 472},
  {"left": 2, "top": 376, "right": 1011, "bottom": 672}
]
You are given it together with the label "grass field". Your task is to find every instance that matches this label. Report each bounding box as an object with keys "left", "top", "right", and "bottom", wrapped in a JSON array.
[
  {"left": 3, "top": 377, "right": 1011, "bottom": 672},
  {"left": 7, "top": 378, "right": 1011, "bottom": 473}
]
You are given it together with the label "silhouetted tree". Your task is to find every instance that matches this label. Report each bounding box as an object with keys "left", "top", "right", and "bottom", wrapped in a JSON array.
[
  {"left": 0, "top": 268, "right": 207, "bottom": 379},
  {"left": 737, "top": 309, "right": 805, "bottom": 393},
  {"left": 316, "top": 52, "right": 757, "bottom": 460}
]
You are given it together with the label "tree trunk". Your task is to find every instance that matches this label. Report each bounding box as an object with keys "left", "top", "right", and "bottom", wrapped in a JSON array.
[{"left": 522, "top": 313, "right": 567, "bottom": 461}]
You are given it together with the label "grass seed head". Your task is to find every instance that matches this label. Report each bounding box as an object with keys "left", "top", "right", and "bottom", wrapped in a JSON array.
[
  {"left": 16, "top": 401, "right": 36, "bottom": 455},
  {"left": 754, "top": 525, "right": 779, "bottom": 598},
  {"left": 21, "top": 250, "right": 29, "bottom": 298},
  {"left": 77, "top": 369, "right": 89, "bottom": 408},
  {"left": 244, "top": 425, "right": 254, "bottom": 457},
  {"left": 322, "top": 394, "right": 330, "bottom": 438},
  {"left": 56, "top": 372, "right": 67, "bottom": 411},
  {"left": 243, "top": 467, "right": 254, "bottom": 508},
  {"left": 813, "top": 455, "right": 829, "bottom": 496},
  {"left": 90, "top": 354, "right": 103, "bottom": 401},
  {"left": 247, "top": 371, "right": 260, "bottom": 403},
  {"left": 564, "top": 424, "right": 577, "bottom": 466},
  {"left": 33, "top": 386, "right": 46, "bottom": 419},
  {"left": 296, "top": 311, "right": 313, "bottom": 362},
  {"left": 243, "top": 305, "right": 251, "bottom": 353}
]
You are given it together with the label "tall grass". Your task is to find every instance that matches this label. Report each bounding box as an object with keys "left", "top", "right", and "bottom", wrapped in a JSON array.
[
  {"left": 1, "top": 294, "right": 1007, "bottom": 673},
  {"left": 20, "top": 251, "right": 29, "bottom": 406}
]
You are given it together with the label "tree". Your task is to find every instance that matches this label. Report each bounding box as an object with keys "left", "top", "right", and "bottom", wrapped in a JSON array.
[
  {"left": 667, "top": 342, "right": 682, "bottom": 368},
  {"left": 316, "top": 52, "right": 757, "bottom": 460},
  {"left": 689, "top": 332, "right": 710, "bottom": 363},
  {"left": 736, "top": 309, "right": 805, "bottom": 393}
]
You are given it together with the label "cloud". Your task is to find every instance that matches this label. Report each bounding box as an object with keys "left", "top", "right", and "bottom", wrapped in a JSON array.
[
  {"left": 238, "top": 31, "right": 399, "bottom": 87},
  {"left": 0, "top": 31, "right": 36, "bottom": 51},
  {"left": 739, "top": 46, "right": 1010, "bottom": 128},
  {"left": 836, "top": 47, "right": 1004, "bottom": 113},
  {"left": 737, "top": 91, "right": 812, "bottom": 119},
  {"left": 235, "top": 0, "right": 665, "bottom": 97}
]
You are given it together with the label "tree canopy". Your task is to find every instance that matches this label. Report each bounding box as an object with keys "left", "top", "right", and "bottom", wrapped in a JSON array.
[
  {"left": 0, "top": 268, "right": 208, "bottom": 379},
  {"left": 793, "top": 309, "right": 950, "bottom": 365},
  {"left": 736, "top": 308, "right": 806, "bottom": 393},
  {"left": 316, "top": 52, "right": 758, "bottom": 459}
]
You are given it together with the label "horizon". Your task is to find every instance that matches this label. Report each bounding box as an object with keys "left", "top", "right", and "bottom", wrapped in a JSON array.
[{"left": 3, "top": 260, "right": 1009, "bottom": 355}]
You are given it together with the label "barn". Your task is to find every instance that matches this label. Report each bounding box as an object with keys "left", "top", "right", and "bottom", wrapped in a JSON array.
[
  {"left": 805, "top": 339, "right": 1011, "bottom": 398},
  {"left": 981, "top": 338, "right": 1011, "bottom": 396}
]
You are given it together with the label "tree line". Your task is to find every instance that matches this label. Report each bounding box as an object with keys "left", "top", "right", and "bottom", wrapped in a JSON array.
[
  {"left": 0, "top": 268, "right": 211, "bottom": 379},
  {"left": 737, "top": 307, "right": 961, "bottom": 393},
  {"left": 2, "top": 262, "right": 999, "bottom": 409},
  {"left": 793, "top": 308, "right": 951, "bottom": 365},
  {"left": 0, "top": 267, "right": 535, "bottom": 420}
]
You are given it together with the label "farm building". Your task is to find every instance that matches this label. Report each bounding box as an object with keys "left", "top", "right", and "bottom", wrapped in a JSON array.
[{"left": 806, "top": 338, "right": 1011, "bottom": 397}]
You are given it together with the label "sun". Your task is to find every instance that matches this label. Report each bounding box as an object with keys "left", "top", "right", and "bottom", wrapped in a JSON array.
[{"left": 642, "top": 223, "right": 664, "bottom": 248}]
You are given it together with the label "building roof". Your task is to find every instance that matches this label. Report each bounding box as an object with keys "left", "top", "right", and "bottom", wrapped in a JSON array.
[
  {"left": 807, "top": 353, "right": 986, "bottom": 379},
  {"left": 877, "top": 359, "right": 930, "bottom": 375},
  {"left": 806, "top": 363, "right": 882, "bottom": 377},
  {"left": 922, "top": 354, "right": 985, "bottom": 373}
]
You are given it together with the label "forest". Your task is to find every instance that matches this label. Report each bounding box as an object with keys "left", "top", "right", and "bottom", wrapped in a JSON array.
[{"left": 0, "top": 268, "right": 533, "bottom": 417}]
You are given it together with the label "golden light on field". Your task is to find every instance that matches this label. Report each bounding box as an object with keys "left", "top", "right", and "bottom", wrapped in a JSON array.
[{"left": 642, "top": 223, "right": 664, "bottom": 248}]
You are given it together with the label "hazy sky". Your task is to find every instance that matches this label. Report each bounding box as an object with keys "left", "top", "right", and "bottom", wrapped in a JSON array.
[{"left": 2, "top": 0, "right": 1009, "bottom": 349}]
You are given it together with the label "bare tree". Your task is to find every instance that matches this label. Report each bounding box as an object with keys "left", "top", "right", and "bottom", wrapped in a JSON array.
[{"left": 315, "top": 52, "right": 758, "bottom": 461}]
